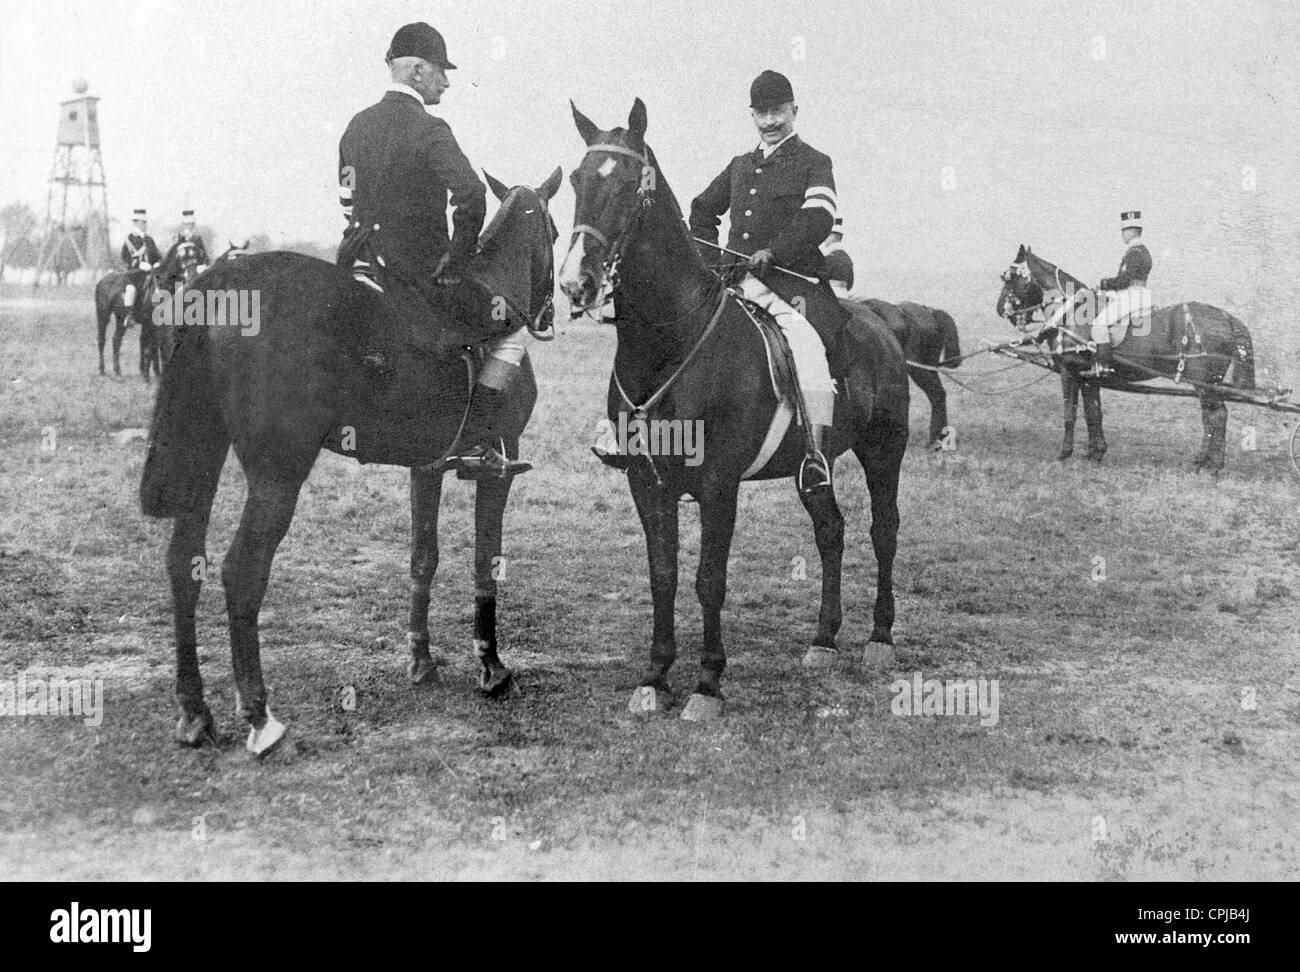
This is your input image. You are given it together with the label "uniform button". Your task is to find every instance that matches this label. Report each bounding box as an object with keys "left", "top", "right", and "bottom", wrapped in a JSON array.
[
  {"left": 744, "top": 210, "right": 752, "bottom": 216},
  {"left": 749, "top": 188, "right": 757, "bottom": 195},
  {"left": 373, "top": 223, "right": 380, "bottom": 231},
  {"left": 742, "top": 232, "right": 750, "bottom": 240},
  {"left": 755, "top": 168, "right": 763, "bottom": 174}
]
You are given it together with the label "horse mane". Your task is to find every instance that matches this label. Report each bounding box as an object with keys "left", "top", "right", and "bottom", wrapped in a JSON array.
[{"left": 1022, "top": 247, "right": 1089, "bottom": 294}]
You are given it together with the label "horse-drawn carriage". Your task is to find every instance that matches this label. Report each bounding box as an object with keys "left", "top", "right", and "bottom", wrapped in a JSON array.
[{"left": 992, "top": 244, "right": 1300, "bottom": 473}]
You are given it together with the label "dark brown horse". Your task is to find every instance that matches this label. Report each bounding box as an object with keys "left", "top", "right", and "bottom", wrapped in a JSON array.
[
  {"left": 139, "top": 170, "right": 560, "bottom": 755},
  {"left": 851, "top": 298, "right": 961, "bottom": 448},
  {"left": 94, "top": 268, "right": 158, "bottom": 380},
  {"left": 559, "top": 100, "right": 909, "bottom": 720},
  {"left": 996, "top": 245, "right": 1255, "bottom": 470}
]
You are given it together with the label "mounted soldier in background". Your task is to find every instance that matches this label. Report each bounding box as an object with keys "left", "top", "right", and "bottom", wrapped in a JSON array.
[
  {"left": 337, "top": 22, "right": 530, "bottom": 478},
  {"left": 689, "top": 69, "right": 846, "bottom": 492},
  {"left": 163, "top": 209, "right": 210, "bottom": 286},
  {"left": 120, "top": 208, "right": 161, "bottom": 324},
  {"left": 1088, "top": 210, "right": 1152, "bottom": 376}
]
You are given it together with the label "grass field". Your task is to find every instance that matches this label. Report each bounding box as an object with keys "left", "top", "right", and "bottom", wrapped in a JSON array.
[{"left": 1, "top": 285, "right": 1298, "bottom": 880}]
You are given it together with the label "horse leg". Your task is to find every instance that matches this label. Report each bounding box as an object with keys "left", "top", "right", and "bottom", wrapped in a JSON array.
[
  {"left": 913, "top": 368, "right": 948, "bottom": 449},
  {"left": 112, "top": 316, "right": 126, "bottom": 377},
  {"left": 856, "top": 428, "right": 906, "bottom": 650},
  {"left": 1059, "top": 372, "right": 1078, "bottom": 460},
  {"left": 222, "top": 469, "right": 304, "bottom": 755},
  {"left": 684, "top": 472, "right": 741, "bottom": 720},
  {"left": 627, "top": 463, "right": 679, "bottom": 710},
  {"left": 406, "top": 467, "right": 445, "bottom": 685},
  {"left": 168, "top": 497, "right": 221, "bottom": 746},
  {"left": 1083, "top": 384, "right": 1107, "bottom": 460},
  {"left": 139, "top": 323, "right": 152, "bottom": 384},
  {"left": 473, "top": 474, "right": 516, "bottom": 697},
  {"left": 1197, "top": 394, "right": 1228, "bottom": 473},
  {"left": 97, "top": 306, "right": 108, "bottom": 375},
  {"left": 797, "top": 478, "right": 845, "bottom": 668}
]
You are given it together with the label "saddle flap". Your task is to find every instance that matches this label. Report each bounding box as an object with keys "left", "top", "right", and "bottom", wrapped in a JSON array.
[{"left": 734, "top": 295, "right": 799, "bottom": 404}]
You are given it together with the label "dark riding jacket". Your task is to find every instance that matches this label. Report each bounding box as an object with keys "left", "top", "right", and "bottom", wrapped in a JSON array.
[
  {"left": 120, "top": 233, "right": 161, "bottom": 272},
  {"left": 166, "top": 234, "right": 209, "bottom": 269},
  {"left": 689, "top": 134, "right": 837, "bottom": 277},
  {"left": 1099, "top": 242, "right": 1152, "bottom": 290},
  {"left": 337, "top": 88, "right": 486, "bottom": 281}
]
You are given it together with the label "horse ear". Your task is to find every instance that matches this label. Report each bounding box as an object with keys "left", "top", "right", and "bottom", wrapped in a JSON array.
[
  {"left": 627, "top": 98, "right": 647, "bottom": 144},
  {"left": 538, "top": 166, "right": 562, "bottom": 201},
  {"left": 571, "top": 101, "right": 599, "bottom": 144},
  {"left": 483, "top": 170, "right": 510, "bottom": 202},
  {"left": 1015, "top": 244, "right": 1027, "bottom": 261}
]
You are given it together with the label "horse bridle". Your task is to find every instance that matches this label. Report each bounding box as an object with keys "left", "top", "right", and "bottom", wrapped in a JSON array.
[{"left": 569, "top": 142, "right": 656, "bottom": 294}]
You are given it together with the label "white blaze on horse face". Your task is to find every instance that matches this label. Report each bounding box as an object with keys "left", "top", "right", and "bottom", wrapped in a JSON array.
[
  {"left": 597, "top": 157, "right": 617, "bottom": 178},
  {"left": 559, "top": 232, "right": 588, "bottom": 297}
]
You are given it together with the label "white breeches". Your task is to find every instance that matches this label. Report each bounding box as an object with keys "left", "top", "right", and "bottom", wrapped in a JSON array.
[
  {"left": 738, "top": 273, "right": 836, "bottom": 426},
  {"left": 487, "top": 326, "right": 528, "bottom": 367},
  {"left": 123, "top": 283, "right": 136, "bottom": 308},
  {"left": 1092, "top": 286, "right": 1151, "bottom": 344}
]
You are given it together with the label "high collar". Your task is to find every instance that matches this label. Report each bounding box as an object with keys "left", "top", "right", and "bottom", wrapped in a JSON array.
[
  {"left": 385, "top": 83, "right": 425, "bottom": 105},
  {"left": 755, "top": 131, "right": 798, "bottom": 159},
  {"left": 1125, "top": 236, "right": 1145, "bottom": 250}
]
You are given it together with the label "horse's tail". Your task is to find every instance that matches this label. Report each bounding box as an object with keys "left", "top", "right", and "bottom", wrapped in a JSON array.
[
  {"left": 1226, "top": 313, "right": 1255, "bottom": 389},
  {"left": 139, "top": 324, "right": 228, "bottom": 518},
  {"left": 934, "top": 308, "right": 962, "bottom": 368}
]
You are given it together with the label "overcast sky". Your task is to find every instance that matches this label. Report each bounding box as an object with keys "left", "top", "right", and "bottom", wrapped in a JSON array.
[{"left": 2, "top": 0, "right": 1296, "bottom": 373}]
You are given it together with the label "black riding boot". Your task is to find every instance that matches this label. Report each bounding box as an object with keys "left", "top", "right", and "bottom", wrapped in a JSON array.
[{"left": 445, "top": 384, "right": 532, "bottom": 479}]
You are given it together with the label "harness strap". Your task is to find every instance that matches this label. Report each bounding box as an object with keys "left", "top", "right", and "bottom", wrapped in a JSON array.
[{"left": 613, "top": 286, "right": 729, "bottom": 418}]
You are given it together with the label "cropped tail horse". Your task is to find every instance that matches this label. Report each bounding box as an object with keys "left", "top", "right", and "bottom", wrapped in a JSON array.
[
  {"left": 851, "top": 298, "right": 961, "bottom": 448},
  {"left": 94, "top": 267, "right": 158, "bottom": 380},
  {"left": 139, "top": 169, "right": 560, "bottom": 755},
  {"left": 560, "top": 100, "right": 909, "bottom": 720},
  {"left": 995, "top": 245, "right": 1255, "bottom": 470}
]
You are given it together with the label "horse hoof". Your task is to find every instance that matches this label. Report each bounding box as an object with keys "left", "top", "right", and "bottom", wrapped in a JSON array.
[
  {"left": 1057, "top": 450, "right": 1073, "bottom": 461},
  {"left": 680, "top": 693, "right": 724, "bottom": 722},
  {"left": 859, "top": 642, "right": 895, "bottom": 669},
  {"left": 628, "top": 685, "right": 663, "bottom": 716},
  {"left": 479, "top": 668, "right": 518, "bottom": 699},
  {"left": 802, "top": 646, "right": 840, "bottom": 668},
  {"left": 246, "top": 708, "right": 287, "bottom": 758},
  {"left": 408, "top": 657, "right": 441, "bottom": 686},
  {"left": 174, "top": 710, "right": 215, "bottom": 747}
]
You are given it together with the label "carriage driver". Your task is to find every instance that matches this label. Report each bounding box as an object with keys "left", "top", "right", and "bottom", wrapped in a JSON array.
[
  {"left": 690, "top": 70, "right": 840, "bottom": 492},
  {"left": 120, "top": 208, "right": 162, "bottom": 320},
  {"left": 1088, "top": 210, "right": 1152, "bottom": 376},
  {"left": 337, "top": 22, "right": 530, "bottom": 478}
]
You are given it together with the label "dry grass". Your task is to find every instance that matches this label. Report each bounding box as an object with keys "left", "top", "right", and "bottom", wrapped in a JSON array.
[{"left": 1, "top": 292, "right": 1298, "bottom": 880}]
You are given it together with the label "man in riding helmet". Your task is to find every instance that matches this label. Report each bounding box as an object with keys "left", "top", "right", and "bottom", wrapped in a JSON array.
[
  {"left": 167, "top": 209, "right": 210, "bottom": 273},
  {"left": 337, "top": 22, "right": 529, "bottom": 477},
  {"left": 120, "top": 208, "right": 161, "bottom": 322},
  {"left": 690, "top": 70, "right": 841, "bottom": 492},
  {"left": 1089, "top": 210, "right": 1152, "bottom": 375}
]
